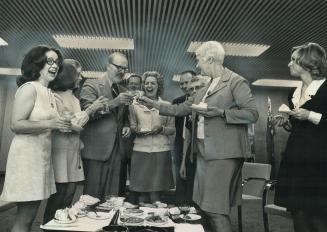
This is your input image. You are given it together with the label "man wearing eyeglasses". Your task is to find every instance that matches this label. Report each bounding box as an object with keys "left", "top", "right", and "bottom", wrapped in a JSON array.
[{"left": 80, "top": 52, "right": 134, "bottom": 200}]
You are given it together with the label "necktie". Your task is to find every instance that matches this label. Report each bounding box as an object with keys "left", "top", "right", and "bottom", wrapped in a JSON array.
[
  {"left": 185, "top": 115, "right": 192, "bottom": 131},
  {"left": 112, "top": 83, "right": 119, "bottom": 98}
]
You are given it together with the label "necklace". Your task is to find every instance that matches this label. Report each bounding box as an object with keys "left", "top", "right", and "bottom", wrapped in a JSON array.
[{"left": 47, "top": 88, "right": 55, "bottom": 108}]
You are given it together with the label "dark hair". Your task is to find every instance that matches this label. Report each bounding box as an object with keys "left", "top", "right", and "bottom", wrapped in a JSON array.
[
  {"left": 142, "top": 71, "right": 164, "bottom": 97},
  {"left": 49, "top": 59, "right": 81, "bottom": 91},
  {"left": 127, "top": 73, "right": 142, "bottom": 84},
  {"left": 16, "top": 45, "right": 63, "bottom": 87},
  {"left": 180, "top": 70, "right": 196, "bottom": 76},
  {"left": 292, "top": 42, "right": 327, "bottom": 79}
]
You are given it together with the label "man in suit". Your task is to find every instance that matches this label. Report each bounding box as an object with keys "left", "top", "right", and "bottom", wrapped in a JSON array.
[
  {"left": 80, "top": 52, "right": 134, "bottom": 200},
  {"left": 139, "top": 41, "right": 258, "bottom": 232},
  {"left": 173, "top": 70, "right": 196, "bottom": 204},
  {"left": 119, "top": 73, "right": 142, "bottom": 202}
]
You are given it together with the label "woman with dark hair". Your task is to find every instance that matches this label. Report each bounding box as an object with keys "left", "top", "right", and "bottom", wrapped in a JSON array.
[
  {"left": 129, "top": 71, "right": 175, "bottom": 207},
  {"left": 43, "top": 59, "right": 107, "bottom": 223},
  {"left": 0, "top": 45, "right": 71, "bottom": 232},
  {"left": 273, "top": 42, "right": 327, "bottom": 232}
]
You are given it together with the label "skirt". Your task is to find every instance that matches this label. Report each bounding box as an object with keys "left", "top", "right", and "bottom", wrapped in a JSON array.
[
  {"left": 193, "top": 139, "right": 243, "bottom": 215},
  {"left": 129, "top": 151, "right": 174, "bottom": 192}
]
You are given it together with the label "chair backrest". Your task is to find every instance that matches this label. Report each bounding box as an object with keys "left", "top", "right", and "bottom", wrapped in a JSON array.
[{"left": 242, "top": 162, "right": 272, "bottom": 197}]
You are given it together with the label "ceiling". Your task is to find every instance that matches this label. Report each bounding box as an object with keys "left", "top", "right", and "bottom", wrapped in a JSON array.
[{"left": 0, "top": 0, "right": 326, "bottom": 90}]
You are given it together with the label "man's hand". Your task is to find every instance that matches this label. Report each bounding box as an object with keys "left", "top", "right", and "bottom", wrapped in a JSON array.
[
  {"left": 122, "top": 127, "right": 131, "bottom": 138},
  {"left": 195, "top": 106, "right": 224, "bottom": 118},
  {"left": 289, "top": 108, "right": 310, "bottom": 120},
  {"left": 179, "top": 162, "right": 187, "bottom": 179},
  {"left": 113, "top": 92, "right": 134, "bottom": 107}
]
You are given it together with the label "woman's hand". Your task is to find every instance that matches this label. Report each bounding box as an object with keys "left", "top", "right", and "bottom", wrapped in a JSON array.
[
  {"left": 50, "top": 116, "right": 71, "bottom": 131},
  {"left": 195, "top": 106, "right": 224, "bottom": 118},
  {"left": 272, "top": 114, "right": 288, "bottom": 127},
  {"left": 122, "top": 127, "right": 131, "bottom": 138},
  {"left": 289, "top": 108, "right": 310, "bottom": 120}
]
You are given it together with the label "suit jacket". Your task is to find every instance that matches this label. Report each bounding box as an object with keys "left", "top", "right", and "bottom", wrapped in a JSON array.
[
  {"left": 160, "top": 68, "right": 259, "bottom": 160},
  {"left": 79, "top": 74, "right": 127, "bottom": 161},
  {"left": 172, "top": 95, "right": 187, "bottom": 160}
]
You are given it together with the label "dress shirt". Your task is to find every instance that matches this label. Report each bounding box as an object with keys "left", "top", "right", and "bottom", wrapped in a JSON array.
[
  {"left": 197, "top": 77, "right": 220, "bottom": 139},
  {"left": 292, "top": 79, "right": 326, "bottom": 125}
]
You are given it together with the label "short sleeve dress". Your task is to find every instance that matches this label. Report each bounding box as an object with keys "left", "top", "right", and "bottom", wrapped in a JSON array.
[{"left": 0, "top": 81, "right": 57, "bottom": 202}]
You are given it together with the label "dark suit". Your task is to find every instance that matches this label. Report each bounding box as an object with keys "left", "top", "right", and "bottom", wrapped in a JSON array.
[
  {"left": 160, "top": 68, "right": 258, "bottom": 214},
  {"left": 80, "top": 74, "right": 127, "bottom": 200},
  {"left": 172, "top": 95, "right": 196, "bottom": 204}
]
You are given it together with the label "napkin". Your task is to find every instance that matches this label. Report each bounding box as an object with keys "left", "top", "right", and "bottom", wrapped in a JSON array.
[{"left": 278, "top": 104, "right": 291, "bottom": 113}]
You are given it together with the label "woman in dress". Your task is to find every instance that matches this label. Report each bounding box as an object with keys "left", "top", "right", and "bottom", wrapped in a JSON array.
[
  {"left": 0, "top": 45, "right": 71, "bottom": 232},
  {"left": 129, "top": 71, "right": 175, "bottom": 207},
  {"left": 43, "top": 59, "right": 107, "bottom": 223},
  {"left": 273, "top": 42, "right": 327, "bottom": 232}
]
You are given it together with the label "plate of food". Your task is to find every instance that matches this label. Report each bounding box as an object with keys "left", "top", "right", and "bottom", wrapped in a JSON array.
[
  {"left": 123, "top": 208, "right": 144, "bottom": 216},
  {"left": 87, "top": 211, "right": 111, "bottom": 220},
  {"left": 191, "top": 102, "right": 208, "bottom": 111},
  {"left": 54, "top": 208, "right": 77, "bottom": 224},
  {"left": 120, "top": 216, "right": 144, "bottom": 226},
  {"left": 145, "top": 215, "right": 168, "bottom": 226},
  {"left": 179, "top": 213, "right": 201, "bottom": 221}
]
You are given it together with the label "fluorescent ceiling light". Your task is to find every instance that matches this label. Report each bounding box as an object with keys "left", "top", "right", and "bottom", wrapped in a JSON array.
[
  {"left": 187, "top": 41, "right": 270, "bottom": 57},
  {"left": 53, "top": 35, "right": 134, "bottom": 50},
  {"left": 0, "top": 68, "right": 105, "bottom": 79},
  {"left": 172, "top": 74, "right": 181, "bottom": 82},
  {"left": 82, "top": 71, "right": 106, "bottom": 78},
  {"left": 0, "top": 37, "right": 8, "bottom": 46},
  {"left": 0, "top": 68, "right": 21, "bottom": 75},
  {"left": 252, "top": 79, "right": 301, "bottom": 88}
]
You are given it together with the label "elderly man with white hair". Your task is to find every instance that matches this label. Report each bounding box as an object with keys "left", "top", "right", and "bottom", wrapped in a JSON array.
[{"left": 139, "top": 41, "right": 259, "bottom": 232}]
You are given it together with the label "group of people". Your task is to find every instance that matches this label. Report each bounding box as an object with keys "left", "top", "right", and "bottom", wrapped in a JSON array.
[{"left": 0, "top": 40, "right": 327, "bottom": 232}]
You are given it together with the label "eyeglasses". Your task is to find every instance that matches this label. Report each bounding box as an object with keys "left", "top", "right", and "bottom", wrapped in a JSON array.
[
  {"left": 46, "top": 57, "right": 61, "bottom": 66},
  {"left": 110, "top": 63, "right": 128, "bottom": 72}
]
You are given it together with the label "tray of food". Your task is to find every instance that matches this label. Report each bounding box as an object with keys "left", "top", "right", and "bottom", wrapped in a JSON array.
[
  {"left": 120, "top": 216, "right": 145, "bottom": 226},
  {"left": 145, "top": 215, "right": 168, "bottom": 226}
]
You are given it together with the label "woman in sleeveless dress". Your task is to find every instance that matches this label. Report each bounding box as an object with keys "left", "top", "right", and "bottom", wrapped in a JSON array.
[
  {"left": 43, "top": 59, "right": 107, "bottom": 223},
  {"left": 0, "top": 45, "right": 71, "bottom": 232}
]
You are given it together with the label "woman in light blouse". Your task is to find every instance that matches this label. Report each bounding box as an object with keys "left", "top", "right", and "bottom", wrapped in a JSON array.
[
  {"left": 129, "top": 71, "right": 175, "bottom": 207},
  {"left": 273, "top": 43, "right": 327, "bottom": 232}
]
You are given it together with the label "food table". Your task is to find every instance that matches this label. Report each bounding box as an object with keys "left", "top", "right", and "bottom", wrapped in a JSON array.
[{"left": 40, "top": 207, "right": 205, "bottom": 232}]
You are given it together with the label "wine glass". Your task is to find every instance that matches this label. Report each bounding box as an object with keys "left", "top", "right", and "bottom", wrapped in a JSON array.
[{"left": 178, "top": 204, "right": 190, "bottom": 222}]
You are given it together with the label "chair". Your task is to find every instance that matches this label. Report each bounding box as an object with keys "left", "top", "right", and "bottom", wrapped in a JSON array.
[
  {"left": 238, "top": 162, "right": 272, "bottom": 232},
  {"left": 262, "top": 180, "right": 292, "bottom": 232}
]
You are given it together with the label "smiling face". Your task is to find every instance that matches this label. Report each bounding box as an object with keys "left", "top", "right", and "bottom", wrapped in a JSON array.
[
  {"left": 179, "top": 73, "right": 193, "bottom": 93},
  {"left": 288, "top": 50, "right": 306, "bottom": 78},
  {"left": 127, "top": 76, "right": 142, "bottom": 91},
  {"left": 144, "top": 76, "right": 158, "bottom": 98},
  {"left": 39, "top": 50, "right": 60, "bottom": 84},
  {"left": 107, "top": 54, "right": 128, "bottom": 84},
  {"left": 188, "top": 80, "right": 204, "bottom": 96}
]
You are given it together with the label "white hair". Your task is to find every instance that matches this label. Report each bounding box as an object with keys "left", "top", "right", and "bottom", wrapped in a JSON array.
[{"left": 196, "top": 41, "right": 225, "bottom": 63}]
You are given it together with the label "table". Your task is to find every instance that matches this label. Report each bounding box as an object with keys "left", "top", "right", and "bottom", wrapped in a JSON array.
[{"left": 40, "top": 207, "right": 205, "bottom": 232}]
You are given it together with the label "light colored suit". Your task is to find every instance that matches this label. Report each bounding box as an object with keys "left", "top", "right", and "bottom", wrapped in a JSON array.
[
  {"left": 160, "top": 68, "right": 259, "bottom": 214},
  {"left": 160, "top": 68, "right": 259, "bottom": 160}
]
